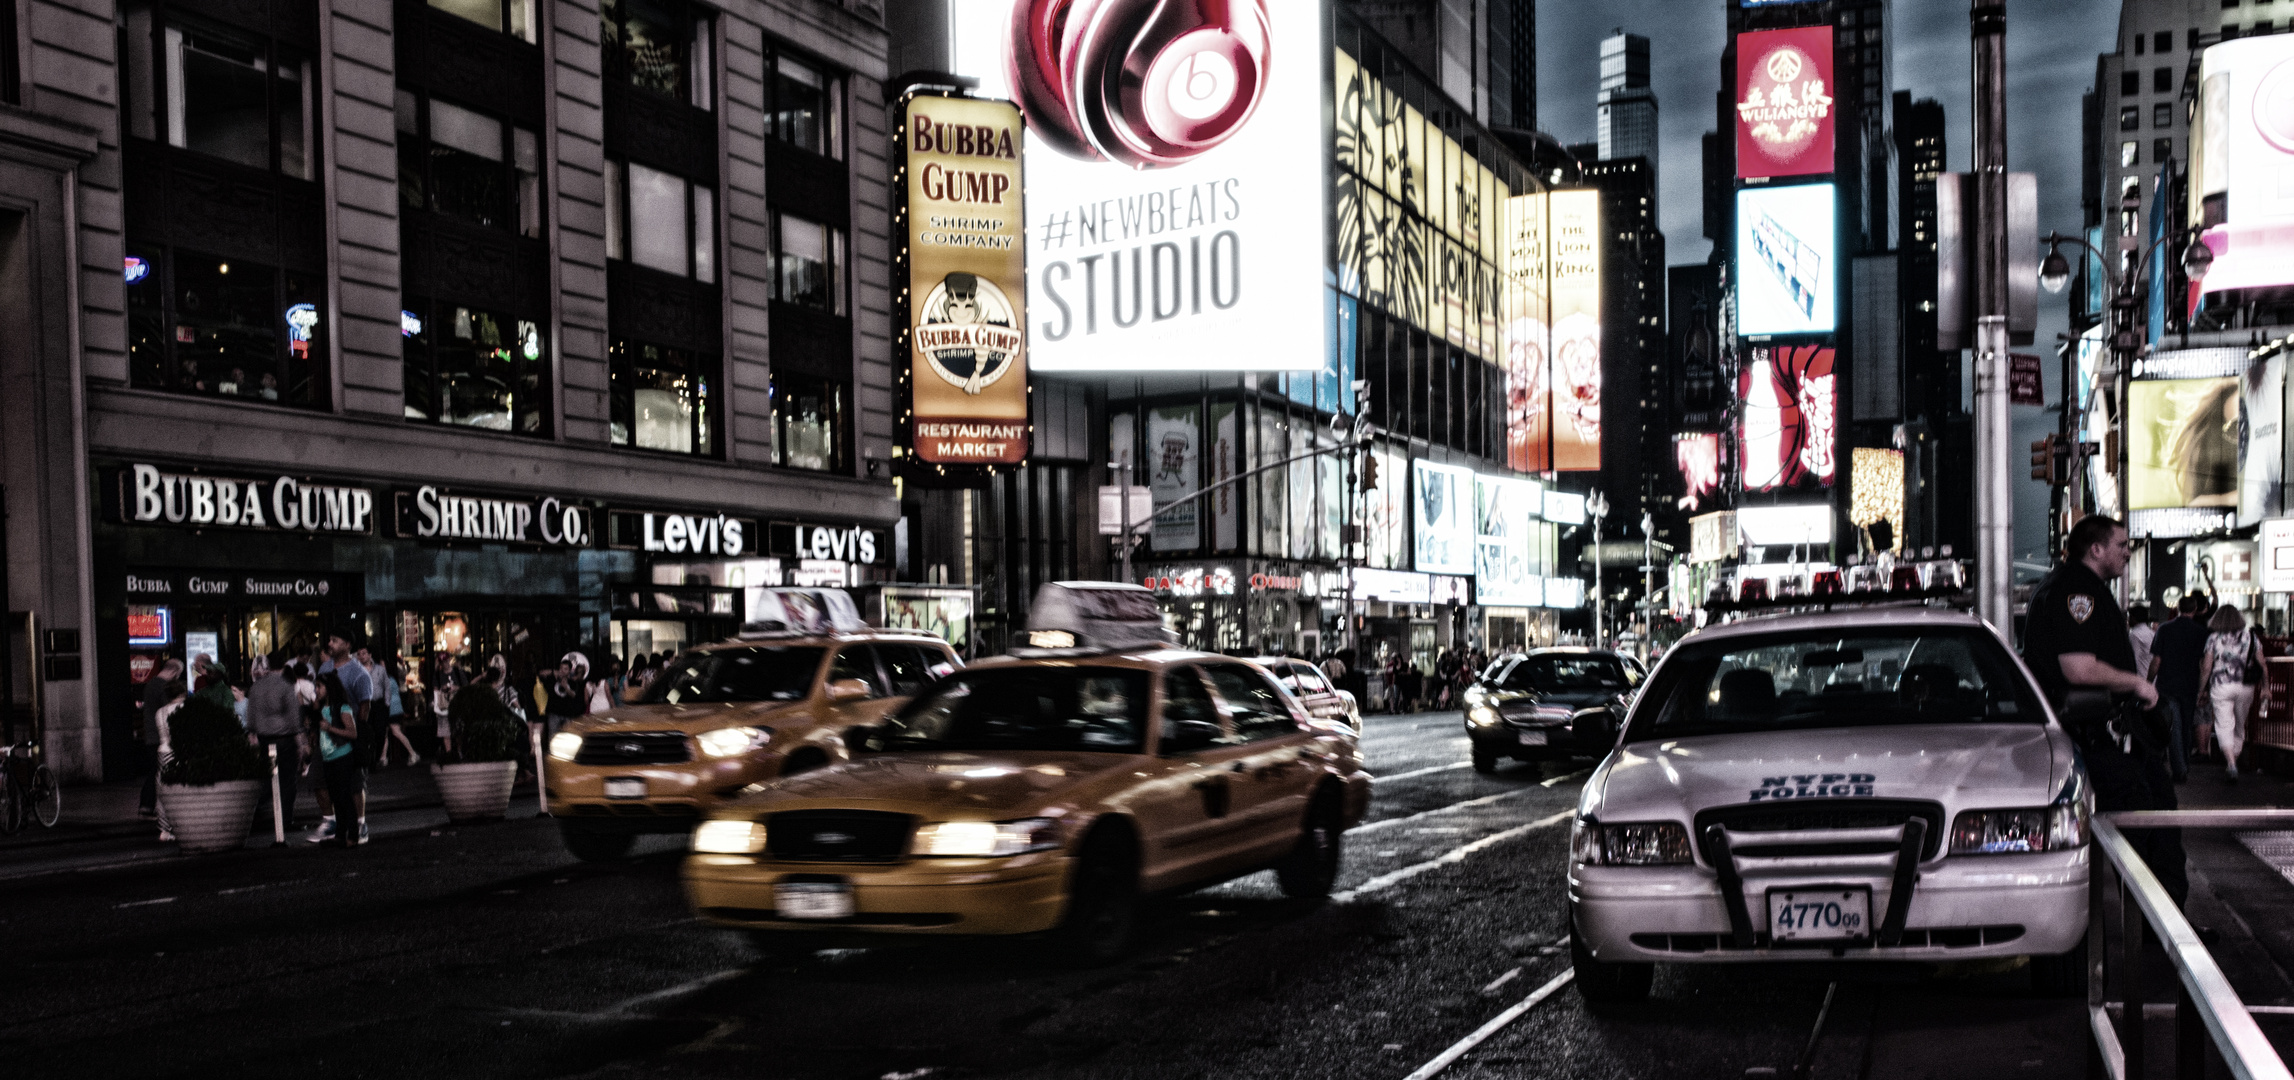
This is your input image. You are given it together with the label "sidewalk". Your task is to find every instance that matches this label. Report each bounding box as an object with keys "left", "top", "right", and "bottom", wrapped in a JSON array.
[{"left": 0, "top": 760, "right": 554, "bottom": 881}]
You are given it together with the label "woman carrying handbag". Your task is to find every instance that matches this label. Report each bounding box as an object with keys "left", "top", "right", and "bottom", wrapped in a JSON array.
[{"left": 2198, "top": 603, "right": 2266, "bottom": 780}]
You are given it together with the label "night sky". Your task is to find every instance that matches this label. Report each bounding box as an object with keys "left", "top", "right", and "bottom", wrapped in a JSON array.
[{"left": 1537, "top": 0, "right": 2124, "bottom": 567}]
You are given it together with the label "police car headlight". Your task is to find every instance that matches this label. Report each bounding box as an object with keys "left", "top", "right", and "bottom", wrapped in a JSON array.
[
  {"left": 1573, "top": 820, "right": 1693, "bottom": 866},
  {"left": 1949, "top": 808, "right": 2054, "bottom": 854},
  {"left": 911, "top": 817, "right": 1060, "bottom": 857},
  {"left": 1468, "top": 705, "right": 1502, "bottom": 727},
  {"left": 692, "top": 819, "right": 766, "bottom": 854},
  {"left": 697, "top": 726, "right": 771, "bottom": 758},
  {"left": 547, "top": 732, "right": 583, "bottom": 761}
]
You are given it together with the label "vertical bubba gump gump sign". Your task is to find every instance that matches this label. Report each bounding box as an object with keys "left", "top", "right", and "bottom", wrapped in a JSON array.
[{"left": 897, "top": 89, "right": 1029, "bottom": 480}]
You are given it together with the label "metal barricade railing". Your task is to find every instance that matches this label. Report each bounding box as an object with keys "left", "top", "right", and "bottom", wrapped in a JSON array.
[{"left": 2091, "top": 810, "right": 2294, "bottom": 1080}]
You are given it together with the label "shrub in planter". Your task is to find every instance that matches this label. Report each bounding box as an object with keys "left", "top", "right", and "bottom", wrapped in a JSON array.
[
  {"left": 434, "top": 685, "right": 526, "bottom": 821},
  {"left": 159, "top": 695, "right": 267, "bottom": 854}
]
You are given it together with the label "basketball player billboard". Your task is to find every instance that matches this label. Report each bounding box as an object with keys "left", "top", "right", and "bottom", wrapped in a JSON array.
[{"left": 901, "top": 92, "right": 1030, "bottom": 466}]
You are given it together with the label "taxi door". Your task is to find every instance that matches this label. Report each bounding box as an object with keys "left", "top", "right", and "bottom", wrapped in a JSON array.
[
  {"left": 1199, "top": 662, "right": 1320, "bottom": 866},
  {"left": 815, "top": 644, "right": 896, "bottom": 753},
  {"left": 1127, "top": 665, "right": 1266, "bottom": 892}
]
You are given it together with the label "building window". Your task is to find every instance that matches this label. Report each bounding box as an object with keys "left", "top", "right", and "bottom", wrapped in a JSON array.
[
  {"left": 605, "top": 159, "right": 716, "bottom": 282},
  {"left": 2225, "top": 0, "right": 2241, "bottom": 9},
  {"left": 122, "top": 9, "right": 314, "bottom": 179},
  {"left": 2156, "top": 67, "right": 2174, "bottom": 93},
  {"left": 774, "top": 212, "right": 844, "bottom": 314},
  {"left": 2121, "top": 105, "right": 2140, "bottom": 130},
  {"left": 600, "top": 0, "right": 712, "bottom": 109},
  {"left": 610, "top": 340, "right": 715, "bottom": 455},
  {"left": 2135, "top": 30, "right": 2146, "bottom": 54},
  {"left": 126, "top": 246, "right": 325, "bottom": 407},
  {"left": 2121, "top": 71, "right": 2141, "bottom": 96},
  {"left": 2155, "top": 31, "right": 2173, "bottom": 52},
  {"left": 2156, "top": 137, "right": 2174, "bottom": 163},
  {"left": 766, "top": 50, "right": 843, "bottom": 158},
  {"left": 401, "top": 300, "right": 548, "bottom": 435},
  {"left": 428, "top": 0, "right": 536, "bottom": 41},
  {"left": 2155, "top": 102, "right": 2175, "bottom": 127},
  {"left": 772, "top": 372, "right": 847, "bottom": 472},
  {"left": 2122, "top": 140, "right": 2140, "bottom": 167},
  {"left": 2191, "top": 28, "right": 2203, "bottom": 49},
  {"left": 397, "top": 90, "right": 542, "bottom": 237}
]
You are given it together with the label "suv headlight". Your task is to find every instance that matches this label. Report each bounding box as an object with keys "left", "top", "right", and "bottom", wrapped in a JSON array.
[
  {"left": 692, "top": 819, "right": 766, "bottom": 853},
  {"left": 1951, "top": 773, "right": 2090, "bottom": 854},
  {"left": 696, "top": 726, "right": 772, "bottom": 758},
  {"left": 911, "top": 817, "right": 1061, "bottom": 857},
  {"left": 1571, "top": 819, "right": 1693, "bottom": 866},
  {"left": 547, "top": 731, "right": 583, "bottom": 761},
  {"left": 1467, "top": 704, "right": 1501, "bottom": 726}
]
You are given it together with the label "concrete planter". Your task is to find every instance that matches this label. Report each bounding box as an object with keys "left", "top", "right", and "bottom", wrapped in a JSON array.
[
  {"left": 160, "top": 779, "right": 261, "bottom": 854},
  {"left": 432, "top": 760, "right": 517, "bottom": 822}
]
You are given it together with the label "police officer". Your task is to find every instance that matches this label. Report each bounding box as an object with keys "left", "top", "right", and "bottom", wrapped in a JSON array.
[{"left": 2023, "top": 514, "right": 2186, "bottom": 907}]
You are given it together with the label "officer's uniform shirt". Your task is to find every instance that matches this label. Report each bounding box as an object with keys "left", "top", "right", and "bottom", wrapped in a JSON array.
[{"left": 2023, "top": 558, "right": 2137, "bottom": 706}]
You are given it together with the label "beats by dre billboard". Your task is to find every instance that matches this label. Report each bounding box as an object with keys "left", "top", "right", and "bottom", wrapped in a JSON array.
[{"left": 948, "top": 0, "right": 1324, "bottom": 371}]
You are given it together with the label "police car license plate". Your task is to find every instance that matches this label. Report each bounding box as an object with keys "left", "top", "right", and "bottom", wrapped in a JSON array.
[
  {"left": 776, "top": 881, "right": 854, "bottom": 920},
  {"left": 1517, "top": 729, "right": 1547, "bottom": 746},
  {"left": 1768, "top": 888, "right": 1869, "bottom": 942},
  {"left": 604, "top": 777, "right": 645, "bottom": 799}
]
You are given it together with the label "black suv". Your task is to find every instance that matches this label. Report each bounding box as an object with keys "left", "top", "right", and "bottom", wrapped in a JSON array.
[{"left": 1462, "top": 648, "right": 1644, "bottom": 772}]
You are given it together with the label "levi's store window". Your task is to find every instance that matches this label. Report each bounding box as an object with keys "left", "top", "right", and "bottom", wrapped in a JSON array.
[
  {"left": 771, "top": 372, "right": 847, "bottom": 472},
  {"left": 611, "top": 340, "right": 715, "bottom": 455},
  {"left": 401, "top": 300, "right": 549, "bottom": 435},
  {"left": 125, "top": 246, "right": 325, "bottom": 407}
]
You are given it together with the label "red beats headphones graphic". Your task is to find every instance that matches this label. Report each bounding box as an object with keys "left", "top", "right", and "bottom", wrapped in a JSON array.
[{"left": 1007, "top": 0, "right": 1272, "bottom": 168}]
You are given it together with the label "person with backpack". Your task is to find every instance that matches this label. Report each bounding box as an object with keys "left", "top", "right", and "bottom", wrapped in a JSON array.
[{"left": 2198, "top": 603, "right": 2265, "bottom": 781}]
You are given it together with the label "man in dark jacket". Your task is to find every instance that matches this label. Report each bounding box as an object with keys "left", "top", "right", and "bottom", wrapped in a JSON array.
[
  {"left": 137, "top": 658, "right": 185, "bottom": 816},
  {"left": 2151, "top": 594, "right": 2210, "bottom": 781}
]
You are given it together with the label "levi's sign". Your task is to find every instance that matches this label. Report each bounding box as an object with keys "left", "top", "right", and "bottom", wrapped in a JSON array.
[
  {"left": 607, "top": 510, "right": 758, "bottom": 557},
  {"left": 393, "top": 486, "right": 593, "bottom": 547},
  {"left": 120, "top": 463, "right": 374, "bottom": 534},
  {"left": 767, "top": 522, "right": 890, "bottom": 566}
]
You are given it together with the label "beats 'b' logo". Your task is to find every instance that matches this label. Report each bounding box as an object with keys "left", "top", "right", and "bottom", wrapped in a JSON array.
[{"left": 1008, "top": 0, "right": 1272, "bottom": 168}]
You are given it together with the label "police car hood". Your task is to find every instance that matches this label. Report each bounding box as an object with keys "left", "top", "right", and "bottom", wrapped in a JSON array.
[{"left": 1587, "top": 723, "right": 2066, "bottom": 822}]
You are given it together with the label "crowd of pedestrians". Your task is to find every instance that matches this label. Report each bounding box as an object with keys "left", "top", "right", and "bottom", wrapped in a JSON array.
[
  {"left": 1309, "top": 644, "right": 1494, "bottom": 716},
  {"left": 2129, "top": 590, "right": 2269, "bottom": 782}
]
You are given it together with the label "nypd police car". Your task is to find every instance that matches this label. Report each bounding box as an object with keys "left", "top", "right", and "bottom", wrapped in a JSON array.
[{"left": 1568, "top": 607, "right": 2091, "bottom": 1005}]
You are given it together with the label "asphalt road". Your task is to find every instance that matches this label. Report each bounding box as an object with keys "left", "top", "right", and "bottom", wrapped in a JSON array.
[{"left": 0, "top": 712, "right": 2111, "bottom": 1079}]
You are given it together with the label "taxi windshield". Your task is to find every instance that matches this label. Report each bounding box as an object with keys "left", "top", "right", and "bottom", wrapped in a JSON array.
[
  {"left": 878, "top": 667, "right": 1149, "bottom": 753},
  {"left": 641, "top": 647, "right": 825, "bottom": 704},
  {"left": 1625, "top": 628, "right": 2042, "bottom": 741}
]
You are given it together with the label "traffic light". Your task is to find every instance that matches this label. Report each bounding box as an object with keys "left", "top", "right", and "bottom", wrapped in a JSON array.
[
  {"left": 2030, "top": 435, "right": 2057, "bottom": 484},
  {"left": 1362, "top": 453, "right": 1380, "bottom": 491}
]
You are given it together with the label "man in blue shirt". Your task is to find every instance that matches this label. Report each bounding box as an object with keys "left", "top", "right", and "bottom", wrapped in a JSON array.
[
  {"left": 2150, "top": 594, "right": 2209, "bottom": 782},
  {"left": 314, "top": 633, "right": 375, "bottom": 844}
]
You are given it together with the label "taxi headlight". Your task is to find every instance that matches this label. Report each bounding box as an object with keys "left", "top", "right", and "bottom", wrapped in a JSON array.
[
  {"left": 697, "top": 726, "right": 771, "bottom": 758},
  {"left": 692, "top": 819, "right": 766, "bottom": 854},
  {"left": 911, "top": 817, "right": 1060, "bottom": 857},
  {"left": 1573, "top": 820, "right": 1693, "bottom": 866},
  {"left": 547, "top": 731, "right": 583, "bottom": 762},
  {"left": 1467, "top": 705, "right": 1502, "bottom": 727}
]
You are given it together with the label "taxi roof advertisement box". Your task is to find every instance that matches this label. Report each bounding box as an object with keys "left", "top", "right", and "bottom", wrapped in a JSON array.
[
  {"left": 1735, "top": 26, "right": 1835, "bottom": 181},
  {"left": 947, "top": 0, "right": 1323, "bottom": 371},
  {"left": 902, "top": 92, "right": 1030, "bottom": 466}
]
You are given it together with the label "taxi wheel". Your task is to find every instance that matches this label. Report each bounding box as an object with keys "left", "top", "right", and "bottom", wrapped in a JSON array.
[
  {"left": 1275, "top": 796, "right": 1343, "bottom": 900},
  {"left": 1571, "top": 920, "right": 1653, "bottom": 1007},
  {"left": 1472, "top": 746, "right": 1500, "bottom": 774},
  {"left": 1052, "top": 832, "right": 1139, "bottom": 966},
  {"left": 2029, "top": 935, "right": 2089, "bottom": 998},
  {"left": 560, "top": 822, "right": 635, "bottom": 863}
]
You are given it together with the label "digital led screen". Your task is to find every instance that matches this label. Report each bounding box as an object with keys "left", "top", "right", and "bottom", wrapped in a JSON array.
[
  {"left": 1737, "top": 344, "right": 1836, "bottom": 490},
  {"left": 2242, "top": 355, "right": 2285, "bottom": 527},
  {"left": 127, "top": 605, "right": 171, "bottom": 647},
  {"left": 1412, "top": 460, "right": 1476, "bottom": 574},
  {"left": 1473, "top": 473, "right": 1543, "bottom": 606},
  {"left": 947, "top": 0, "right": 1322, "bottom": 371},
  {"left": 2129, "top": 377, "right": 2240, "bottom": 511},
  {"left": 1735, "top": 185, "right": 1836, "bottom": 335},
  {"left": 1735, "top": 26, "right": 1835, "bottom": 180},
  {"left": 1500, "top": 191, "right": 1602, "bottom": 472},
  {"left": 2263, "top": 518, "right": 2294, "bottom": 593},
  {"left": 2192, "top": 36, "right": 2294, "bottom": 309},
  {"left": 1675, "top": 433, "right": 1721, "bottom": 511},
  {"left": 1736, "top": 504, "right": 1833, "bottom": 547}
]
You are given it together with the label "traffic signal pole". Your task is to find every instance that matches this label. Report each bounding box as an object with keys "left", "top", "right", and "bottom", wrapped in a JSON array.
[{"left": 1970, "top": 0, "right": 2015, "bottom": 635}]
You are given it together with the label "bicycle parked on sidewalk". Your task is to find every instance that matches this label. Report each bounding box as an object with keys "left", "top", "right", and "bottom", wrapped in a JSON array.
[{"left": 0, "top": 739, "right": 61, "bottom": 832}]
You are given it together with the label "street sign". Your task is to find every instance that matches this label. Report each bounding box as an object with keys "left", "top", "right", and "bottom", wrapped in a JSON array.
[
  {"left": 1096, "top": 486, "right": 1152, "bottom": 536},
  {"left": 2008, "top": 352, "right": 2044, "bottom": 406}
]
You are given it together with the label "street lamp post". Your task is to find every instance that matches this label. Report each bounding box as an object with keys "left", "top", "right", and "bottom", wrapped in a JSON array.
[{"left": 1587, "top": 490, "right": 1610, "bottom": 648}]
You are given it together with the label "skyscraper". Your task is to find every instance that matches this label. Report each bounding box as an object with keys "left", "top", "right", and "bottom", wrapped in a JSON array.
[
  {"left": 1346, "top": 0, "right": 1535, "bottom": 128},
  {"left": 1597, "top": 32, "right": 1658, "bottom": 163}
]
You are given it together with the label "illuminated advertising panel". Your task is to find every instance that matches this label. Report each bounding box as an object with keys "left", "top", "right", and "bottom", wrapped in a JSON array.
[
  {"left": 2242, "top": 354, "right": 2286, "bottom": 527},
  {"left": 2263, "top": 518, "right": 2294, "bottom": 592},
  {"left": 946, "top": 0, "right": 1321, "bottom": 371},
  {"left": 1412, "top": 460, "right": 1475, "bottom": 574},
  {"left": 1500, "top": 190, "right": 1601, "bottom": 472},
  {"left": 1675, "top": 433, "right": 1721, "bottom": 511},
  {"left": 1737, "top": 504, "right": 1832, "bottom": 547},
  {"left": 2192, "top": 36, "right": 2294, "bottom": 311},
  {"left": 1735, "top": 184, "right": 1836, "bottom": 335},
  {"left": 1735, "top": 26, "right": 1835, "bottom": 180},
  {"left": 1849, "top": 447, "right": 1904, "bottom": 552},
  {"left": 902, "top": 93, "right": 1029, "bottom": 465},
  {"left": 2129, "top": 377, "right": 2240, "bottom": 510},
  {"left": 1474, "top": 473, "right": 1543, "bottom": 605},
  {"left": 1737, "top": 344, "right": 1836, "bottom": 490}
]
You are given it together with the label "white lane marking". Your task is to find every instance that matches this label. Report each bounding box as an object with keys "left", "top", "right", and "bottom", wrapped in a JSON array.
[
  {"left": 216, "top": 879, "right": 307, "bottom": 896},
  {"left": 1478, "top": 967, "right": 1520, "bottom": 995},
  {"left": 1334, "top": 811, "right": 1572, "bottom": 902},
  {"left": 1371, "top": 762, "right": 1470, "bottom": 785},
  {"left": 1402, "top": 968, "right": 1576, "bottom": 1080},
  {"left": 1350, "top": 790, "right": 1530, "bottom": 837},
  {"left": 602, "top": 968, "right": 746, "bottom": 1015},
  {"left": 1541, "top": 768, "right": 1592, "bottom": 788},
  {"left": 114, "top": 896, "right": 177, "bottom": 909}
]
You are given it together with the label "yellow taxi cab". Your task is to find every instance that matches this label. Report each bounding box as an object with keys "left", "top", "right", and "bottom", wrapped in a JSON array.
[
  {"left": 681, "top": 581, "right": 1372, "bottom": 963},
  {"left": 545, "top": 588, "right": 959, "bottom": 861}
]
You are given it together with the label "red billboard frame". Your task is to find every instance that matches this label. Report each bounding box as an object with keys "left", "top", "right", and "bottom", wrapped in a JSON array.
[{"left": 1736, "top": 26, "right": 1836, "bottom": 180}]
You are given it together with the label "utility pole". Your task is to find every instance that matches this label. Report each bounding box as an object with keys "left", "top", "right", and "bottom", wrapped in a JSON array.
[
  {"left": 1114, "top": 459, "right": 1134, "bottom": 585},
  {"left": 1970, "top": 0, "right": 2014, "bottom": 635},
  {"left": 1588, "top": 490, "right": 1610, "bottom": 648}
]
